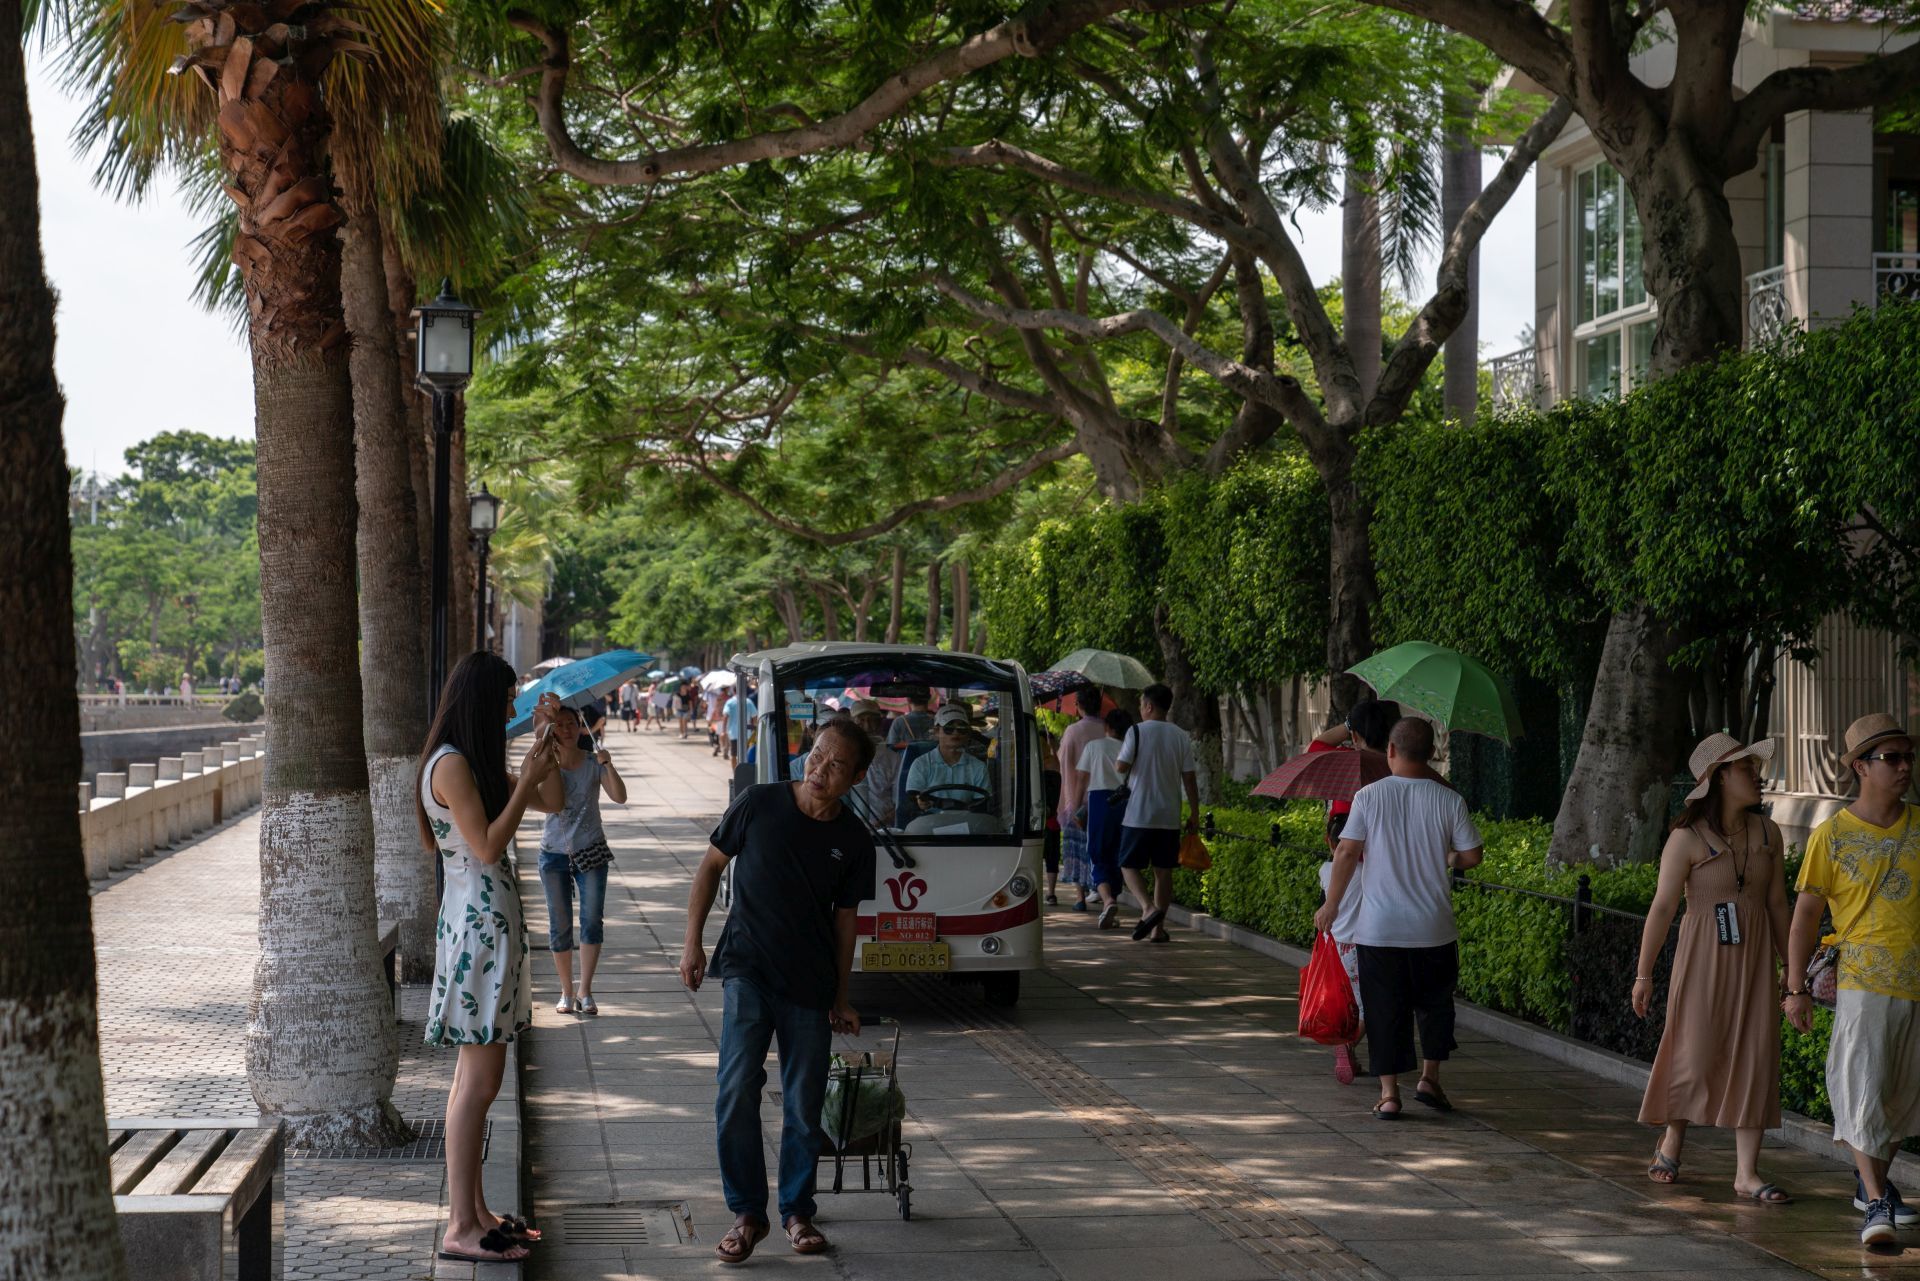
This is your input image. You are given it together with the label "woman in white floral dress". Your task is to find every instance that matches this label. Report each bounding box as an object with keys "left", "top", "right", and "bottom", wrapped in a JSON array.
[{"left": 417, "top": 652, "right": 559, "bottom": 1264}]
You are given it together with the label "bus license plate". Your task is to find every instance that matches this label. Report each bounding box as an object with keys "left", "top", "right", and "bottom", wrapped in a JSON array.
[{"left": 862, "top": 941, "right": 952, "bottom": 972}]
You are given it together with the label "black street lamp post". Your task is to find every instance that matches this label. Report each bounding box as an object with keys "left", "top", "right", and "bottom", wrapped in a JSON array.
[
  {"left": 410, "top": 279, "right": 480, "bottom": 720},
  {"left": 469, "top": 483, "right": 500, "bottom": 657}
]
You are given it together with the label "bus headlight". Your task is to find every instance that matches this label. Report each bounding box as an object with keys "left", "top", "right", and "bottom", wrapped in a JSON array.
[
  {"left": 1007, "top": 874, "right": 1033, "bottom": 900},
  {"left": 980, "top": 935, "right": 1004, "bottom": 955}
]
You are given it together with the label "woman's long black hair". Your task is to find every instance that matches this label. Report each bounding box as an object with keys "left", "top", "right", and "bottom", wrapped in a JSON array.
[{"left": 416, "top": 651, "right": 518, "bottom": 851}]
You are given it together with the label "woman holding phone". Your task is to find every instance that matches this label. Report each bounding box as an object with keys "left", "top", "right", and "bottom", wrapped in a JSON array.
[
  {"left": 420, "top": 653, "right": 561, "bottom": 1263},
  {"left": 537, "top": 702, "right": 627, "bottom": 1015}
]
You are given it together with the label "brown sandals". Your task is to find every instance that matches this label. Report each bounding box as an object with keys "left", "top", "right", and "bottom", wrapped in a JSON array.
[
  {"left": 715, "top": 1219, "right": 768, "bottom": 1265},
  {"left": 785, "top": 1217, "right": 830, "bottom": 1254}
]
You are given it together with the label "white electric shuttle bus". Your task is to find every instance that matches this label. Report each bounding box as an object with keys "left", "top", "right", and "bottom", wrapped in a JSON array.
[{"left": 725, "top": 642, "right": 1046, "bottom": 1006}]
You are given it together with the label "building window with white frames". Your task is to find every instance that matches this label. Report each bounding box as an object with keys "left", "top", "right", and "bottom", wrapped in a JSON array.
[{"left": 1573, "top": 160, "right": 1655, "bottom": 399}]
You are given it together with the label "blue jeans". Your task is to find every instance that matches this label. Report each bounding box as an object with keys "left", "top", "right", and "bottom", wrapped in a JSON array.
[
  {"left": 537, "top": 850, "right": 607, "bottom": 951},
  {"left": 715, "top": 976, "right": 831, "bottom": 1225}
]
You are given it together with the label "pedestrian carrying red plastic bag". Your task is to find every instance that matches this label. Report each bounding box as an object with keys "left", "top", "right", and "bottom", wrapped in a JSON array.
[{"left": 1298, "top": 932, "right": 1360, "bottom": 1046}]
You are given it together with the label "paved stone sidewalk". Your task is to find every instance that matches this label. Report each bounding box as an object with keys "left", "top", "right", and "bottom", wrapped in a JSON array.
[
  {"left": 518, "top": 730, "right": 1865, "bottom": 1281},
  {"left": 92, "top": 811, "right": 459, "bottom": 1280}
]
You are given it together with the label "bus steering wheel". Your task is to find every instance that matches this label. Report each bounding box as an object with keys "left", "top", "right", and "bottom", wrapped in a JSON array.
[{"left": 917, "top": 783, "right": 992, "bottom": 814}]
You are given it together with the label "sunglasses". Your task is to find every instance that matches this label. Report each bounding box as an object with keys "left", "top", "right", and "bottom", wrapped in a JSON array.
[{"left": 1863, "top": 751, "right": 1917, "bottom": 766}]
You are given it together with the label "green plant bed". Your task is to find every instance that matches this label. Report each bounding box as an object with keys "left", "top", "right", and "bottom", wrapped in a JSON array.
[{"left": 1177, "top": 800, "right": 1835, "bottom": 1125}]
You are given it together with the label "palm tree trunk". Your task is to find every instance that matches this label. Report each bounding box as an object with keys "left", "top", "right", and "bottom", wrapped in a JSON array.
[
  {"left": 1441, "top": 103, "right": 1482, "bottom": 427},
  {"left": 0, "top": 14, "right": 127, "bottom": 1272},
  {"left": 1341, "top": 165, "right": 1383, "bottom": 405},
  {"left": 183, "top": 0, "right": 406, "bottom": 1146},
  {"left": 381, "top": 236, "right": 436, "bottom": 676},
  {"left": 343, "top": 210, "right": 435, "bottom": 983}
]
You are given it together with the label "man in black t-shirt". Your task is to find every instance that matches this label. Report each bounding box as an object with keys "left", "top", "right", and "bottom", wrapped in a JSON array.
[{"left": 680, "top": 719, "right": 878, "bottom": 1264}]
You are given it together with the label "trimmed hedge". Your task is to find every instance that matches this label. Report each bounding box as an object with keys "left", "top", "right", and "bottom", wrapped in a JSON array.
[{"left": 1173, "top": 801, "right": 1835, "bottom": 1124}]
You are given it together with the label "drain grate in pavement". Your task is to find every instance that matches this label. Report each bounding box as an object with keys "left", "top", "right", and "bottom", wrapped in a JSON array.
[
  {"left": 561, "top": 1201, "right": 696, "bottom": 1248},
  {"left": 289, "top": 1117, "right": 486, "bottom": 1161}
]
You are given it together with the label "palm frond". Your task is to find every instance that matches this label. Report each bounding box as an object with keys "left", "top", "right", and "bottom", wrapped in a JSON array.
[
  {"left": 45, "top": 0, "right": 446, "bottom": 205},
  {"left": 1378, "top": 125, "right": 1443, "bottom": 294},
  {"left": 331, "top": 0, "right": 448, "bottom": 212},
  {"left": 58, "top": 0, "right": 213, "bottom": 202},
  {"left": 388, "top": 109, "right": 533, "bottom": 308}
]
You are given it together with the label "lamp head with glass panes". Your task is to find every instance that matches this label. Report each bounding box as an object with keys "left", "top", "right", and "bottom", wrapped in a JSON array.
[
  {"left": 468, "top": 483, "right": 500, "bottom": 536},
  {"left": 411, "top": 278, "right": 480, "bottom": 391}
]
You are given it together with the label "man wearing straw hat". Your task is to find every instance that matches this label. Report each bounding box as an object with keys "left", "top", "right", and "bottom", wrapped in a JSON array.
[{"left": 1786, "top": 713, "right": 1920, "bottom": 1245}]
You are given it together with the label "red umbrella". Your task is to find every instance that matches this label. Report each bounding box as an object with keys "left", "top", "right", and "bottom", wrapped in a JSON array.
[{"left": 1252, "top": 746, "right": 1389, "bottom": 805}]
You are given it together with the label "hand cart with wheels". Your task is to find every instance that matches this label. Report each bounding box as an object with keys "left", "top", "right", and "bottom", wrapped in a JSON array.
[{"left": 818, "top": 1018, "right": 913, "bottom": 1220}]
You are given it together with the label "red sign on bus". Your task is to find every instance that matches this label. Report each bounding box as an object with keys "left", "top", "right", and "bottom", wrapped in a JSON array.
[{"left": 877, "top": 912, "right": 937, "bottom": 942}]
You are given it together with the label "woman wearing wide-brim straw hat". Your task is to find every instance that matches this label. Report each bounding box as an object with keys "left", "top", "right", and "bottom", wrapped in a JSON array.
[{"left": 1632, "top": 732, "right": 1794, "bottom": 1204}]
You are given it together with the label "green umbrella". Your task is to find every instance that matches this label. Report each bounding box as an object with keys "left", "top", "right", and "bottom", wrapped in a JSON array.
[
  {"left": 1050, "top": 648, "right": 1156, "bottom": 691},
  {"left": 1346, "top": 642, "right": 1524, "bottom": 744}
]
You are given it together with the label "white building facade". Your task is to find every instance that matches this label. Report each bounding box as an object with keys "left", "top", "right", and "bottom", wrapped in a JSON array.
[{"left": 1492, "top": 4, "right": 1919, "bottom": 837}]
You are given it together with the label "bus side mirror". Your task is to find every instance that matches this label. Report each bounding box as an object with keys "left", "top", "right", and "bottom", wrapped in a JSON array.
[{"left": 731, "top": 761, "right": 755, "bottom": 801}]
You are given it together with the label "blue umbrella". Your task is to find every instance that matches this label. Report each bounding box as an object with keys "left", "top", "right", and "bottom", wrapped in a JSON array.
[
  {"left": 506, "top": 649, "right": 653, "bottom": 738},
  {"left": 647, "top": 669, "right": 668, "bottom": 680},
  {"left": 679, "top": 665, "right": 701, "bottom": 681}
]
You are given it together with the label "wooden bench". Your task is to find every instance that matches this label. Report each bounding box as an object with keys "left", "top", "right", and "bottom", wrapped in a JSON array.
[
  {"left": 108, "top": 1118, "right": 283, "bottom": 1280},
  {"left": 377, "top": 918, "right": 400, "bottom": 1022}
]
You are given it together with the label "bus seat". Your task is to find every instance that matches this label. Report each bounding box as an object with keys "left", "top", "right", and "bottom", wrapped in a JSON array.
[{"left": 895, "top": 739, "right": 939, "bottom": 819}]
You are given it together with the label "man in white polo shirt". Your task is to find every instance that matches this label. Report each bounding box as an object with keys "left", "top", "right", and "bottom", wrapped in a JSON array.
[
  {"left": 1315, "top": 717, "right": 1483, "bottom": 1120},
  {"left": 905, "top": 704, "right": 989, "bottom": 813}
]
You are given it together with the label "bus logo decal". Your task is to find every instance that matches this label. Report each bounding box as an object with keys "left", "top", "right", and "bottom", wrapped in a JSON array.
[{"left": 886, "top": 872, "right": 928, "bottom": 911}]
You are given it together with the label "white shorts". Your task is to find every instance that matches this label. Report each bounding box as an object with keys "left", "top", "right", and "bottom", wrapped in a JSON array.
[{"left": 1827, "top": 986, "right": 1920, "bottom": 1156}]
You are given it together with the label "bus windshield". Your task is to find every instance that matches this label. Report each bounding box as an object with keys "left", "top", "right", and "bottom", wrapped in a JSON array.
[{"left": 773, "top": 659, "right": 1023, "bottom": 839}]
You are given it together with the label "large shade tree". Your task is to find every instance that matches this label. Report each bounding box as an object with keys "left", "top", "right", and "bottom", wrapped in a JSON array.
[
  {"left": 0, "top": 0, "right": 127, "bottom": 1271},
  {"left": 1353, "top": 0, "right": 1920, "bottom": 864},
  {"left": 472, "top": 0, "right": 1564, "bottom": 791}
]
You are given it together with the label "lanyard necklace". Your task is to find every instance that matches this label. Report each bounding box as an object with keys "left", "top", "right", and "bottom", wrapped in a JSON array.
[{"left": 1706, "top": 818, "right": 1763, "bottom": 895}]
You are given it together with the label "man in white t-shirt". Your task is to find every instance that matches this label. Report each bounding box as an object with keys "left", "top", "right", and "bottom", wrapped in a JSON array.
[
  {"left": 1314, "top": 717, "right": 1483, "bottom": 1119},
  {"left": 1116, "top": 683, "right": 1199, "bottom": 943}
]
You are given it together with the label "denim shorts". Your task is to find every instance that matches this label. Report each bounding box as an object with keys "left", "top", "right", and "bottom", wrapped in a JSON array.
[{"left": 538, "top": 848, "right": 608, "bottom": 951}]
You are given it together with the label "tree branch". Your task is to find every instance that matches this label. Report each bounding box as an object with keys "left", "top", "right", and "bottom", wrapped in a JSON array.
[
  {"left": 810, "top": 326, "right": 1066, "bottom": 417},
  {"left": 931, "top": 271, "right": 1328, "bottom": 435},
  {"left": 934, "top": 140, "right": 1255, "bottom": 249},
  {"left": 505, "top": 0, "right": 1177, "bottom": 187},
  {"left": 1201, "top": 248, "right": 1285, "bottom": 472},
  {"left": 1186, "top": 41, "right": 1359, "bottom": 422},
  {"left": 1729, "top": 40, "right": 1920, "bottom": 166},
  {"left": 662, "top": 440, "right": 1081, "bottom": 546},
  {"left": 1370, "top": 95, "right": 1572, "bottom": 423},
  {"left": 1356, "top": 0, "right": 1575, "bottom": 98}
]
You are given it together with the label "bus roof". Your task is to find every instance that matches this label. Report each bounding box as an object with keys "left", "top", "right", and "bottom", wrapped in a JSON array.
[{"left": 731, "top": 641, "right": 1006, "bottom": 669}]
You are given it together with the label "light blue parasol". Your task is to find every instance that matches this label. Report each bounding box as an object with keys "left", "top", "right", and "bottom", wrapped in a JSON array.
[{"left": 506, "top": 649, "right": 653, "bottom": 738}]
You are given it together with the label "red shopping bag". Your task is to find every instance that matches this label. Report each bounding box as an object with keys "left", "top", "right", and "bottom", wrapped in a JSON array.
[{"left": 1298, "top": 932, "right": 1360, "bottom": 1046}]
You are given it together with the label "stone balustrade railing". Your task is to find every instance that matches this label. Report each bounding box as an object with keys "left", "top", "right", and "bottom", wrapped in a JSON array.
[{"left": 79, "top": 735, "right": 266, "bottom": 880}]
